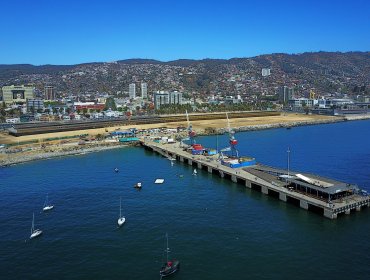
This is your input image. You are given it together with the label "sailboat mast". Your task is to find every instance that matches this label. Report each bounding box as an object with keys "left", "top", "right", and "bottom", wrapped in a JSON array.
[
  {"left": 166, "top": 233, "right": 169, "bottom": 262},
  {"left": 120, "top": 197, "right": 122, "bottom": 218},
  {"left": 216, "top": 134, "right": 219, "bottom": 153},
  {"left": 31, "top": 212, "right": 34, "bottom": 234}
]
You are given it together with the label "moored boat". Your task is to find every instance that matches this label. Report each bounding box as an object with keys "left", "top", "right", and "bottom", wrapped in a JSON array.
[
  {"left": 117, "top": 197, "right": 126, "bottom": 227},
  {"left": 160, "top": 233, "right": 180, "bottom": 277},
  {"left": 42, "top": 194, "right": 54, "bottom": 212},
  {"left": 30, "top": 212, "right": 43, "bottom": 239}
]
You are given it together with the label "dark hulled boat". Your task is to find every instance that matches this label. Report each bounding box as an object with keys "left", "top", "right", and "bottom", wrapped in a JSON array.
[
  {"left": 159, "top": 233, "right": 180, "bottom": 278},
  {"left": 160, "top": 259, "right": 180, "bottom": 277}
]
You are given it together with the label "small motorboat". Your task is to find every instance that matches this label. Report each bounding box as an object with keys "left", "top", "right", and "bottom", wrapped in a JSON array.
[
  {"left": 114, "top": 168, "right": 119, "bottom": 173},
  {"left": 134, "top": 182, "right": 142, "bottom": 189}
]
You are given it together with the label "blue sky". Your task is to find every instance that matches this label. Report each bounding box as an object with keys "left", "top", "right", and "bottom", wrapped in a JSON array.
[{"left": 0, "top": 0, "right": 369, "bottom": 65}]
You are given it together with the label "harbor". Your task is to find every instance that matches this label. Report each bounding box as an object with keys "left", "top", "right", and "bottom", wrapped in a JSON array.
[
  {"left": 1, "top": 120, "right": 370, "bottom": 279},
  {"left": 140, "top": 114, "right": 370, "bottom": 220}
]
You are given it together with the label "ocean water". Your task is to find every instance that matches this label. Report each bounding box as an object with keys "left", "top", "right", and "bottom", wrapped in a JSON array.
[{"left": 0, "top": 120, "right": 370, "bottom": 280}]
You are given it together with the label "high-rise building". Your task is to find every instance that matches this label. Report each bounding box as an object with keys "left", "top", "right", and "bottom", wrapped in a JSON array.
[
  {"left": 278, "top": 86, "right": 294, "bottom": 103},
  {"left": 262, "top": 68, "right": 271, "bottom": 77},
  {"left": 154, "top": 91, "right": 183, "bottom": 110},
  {"left": 1, "top": 85, "right": 35, "bottom": 105},
  {"left": 169, "top": 91, "right": 182, "bottom": 105},
  {"left": 154, "top": 92, "right": 169, "bottom": 110},
  {"left": 44, "top": 86, "right": 55, "bottom": 100},
  {"left": 141, "top": 82, "right": 147, "bottom": 99},
  {"left": 129, "top": 83, "right": 136, "bottom": 99}
]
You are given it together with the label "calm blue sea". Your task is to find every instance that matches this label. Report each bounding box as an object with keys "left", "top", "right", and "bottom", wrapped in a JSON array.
[{"left": 0, "top": 120, "right": 369, "bottom": 280}]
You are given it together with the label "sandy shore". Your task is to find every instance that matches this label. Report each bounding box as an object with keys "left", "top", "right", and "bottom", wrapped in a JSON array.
[{"left": 0, "top": 113, "right": 340, "bottom": 145}]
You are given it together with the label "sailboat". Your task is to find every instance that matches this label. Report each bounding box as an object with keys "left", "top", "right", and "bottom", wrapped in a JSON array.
[
  {"left": 192, "top": 169, "right": 197, "bottom": 176},
  {"left": 30, "top": 212, "right": 43, "bottom": 239},
  {"left": 117, "top": 197, "right": 126, "bottom": 227},
  {"left": 160, "top": 233, "right": 180, "bottom": 277},
  {"left": 43, "top": 194, "right": 54, "bottom": 212}
]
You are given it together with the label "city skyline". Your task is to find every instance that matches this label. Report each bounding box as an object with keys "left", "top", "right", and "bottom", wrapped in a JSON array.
[{"left": 0, "top": 0, "right": 369, "bottom": 65}]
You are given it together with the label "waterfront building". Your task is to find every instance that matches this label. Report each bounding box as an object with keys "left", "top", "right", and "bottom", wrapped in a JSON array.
[
  {"left": 27, "top": 99, "right": 44, "bottom": 112},
  {"left": 1, "top": 85, "right": 35, "bottom": 105},
  {"left": 44, "top": 86, "right": 55, "bottom": 100},
  {"left": 262, "top": 68, "right": 271, "bottom": 77},
  {"left": 278, "top": 86, "right": 294, "bottom": 103},
  {"left": 141, "top": 82, "right": 147, "bottom": 99},
  {"left": 129, "top": 83, "right": 136, "bottom": 99}
]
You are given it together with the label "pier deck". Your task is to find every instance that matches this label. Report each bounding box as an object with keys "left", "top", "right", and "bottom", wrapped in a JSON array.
[{"left": 141, "top": 139, "right": 370, "bottom": 219}]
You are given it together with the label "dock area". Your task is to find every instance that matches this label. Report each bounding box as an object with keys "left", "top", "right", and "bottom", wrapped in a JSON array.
[{"left": 140, "top": 139, "right": 370, "bottom": 219}]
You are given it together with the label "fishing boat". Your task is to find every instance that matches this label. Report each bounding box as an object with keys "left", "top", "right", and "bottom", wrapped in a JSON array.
[
  {"left": 30, "top": 212, "right": 43, "bottom": 239},
  {"left": 43, "top": 194, "right": 54, "bottom": 212},
  {"left": 117, "top": 197, "right": 126, "bottom": 227},
  {"left": 160, "top": 233, "right": 180, "bottom": 278},
  {"left": 134, "top": 182, "right": 142, "bottom": 189}
]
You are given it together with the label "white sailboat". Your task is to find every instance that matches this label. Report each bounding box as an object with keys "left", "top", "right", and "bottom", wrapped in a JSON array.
[
  {"left": 117, "top": 197, "right": 126, "bottom": 227},
  {"left": 192, "top": 169, "right": 197, "bottom": 176},
  {"left": 30, "top": 212, "right": 43, "bottom": 239},
  {"left": 43, "top": 194, "right": 54, "bottom": 212}
]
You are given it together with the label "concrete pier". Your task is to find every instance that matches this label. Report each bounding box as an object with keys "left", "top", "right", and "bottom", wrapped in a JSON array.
[
  {"left": 279, "top": 193, "right": 287, "bottom": 202},
  {"left": 141, "top": 140, "right": 370, "bottom": 220},
  {"left": 300, "top": 200, "right": 309, "bottom": 210},
  {"left": 261, "top": 186, "right": 268, "bottom": 195}
]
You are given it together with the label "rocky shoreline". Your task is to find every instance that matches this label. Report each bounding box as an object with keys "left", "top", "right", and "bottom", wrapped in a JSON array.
[{"left": 0, "top": 143, "right": 126, "bottom": 167}]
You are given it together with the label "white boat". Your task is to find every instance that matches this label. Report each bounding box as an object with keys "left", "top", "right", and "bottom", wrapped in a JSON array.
[
  {"left": 134, "top": 182, "right": 142, "bottom": 189},
  {"left": 117, "top": 197, "right": 126, "bottom": 227},
  {"left": 30, "top": 212, "right": 43, "bottom": 239},
  {"left": 155, "top": 179, "right": 165, "bottom": 184},
  {"left": 43, "top": 194, "right": 54, "bottom": 212},
  {"left": 192, "top": 169, "right": 197, "bottom": 176}
]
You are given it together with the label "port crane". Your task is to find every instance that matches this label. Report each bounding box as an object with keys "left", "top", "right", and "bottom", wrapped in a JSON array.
[
  {"left": 220, "top": 113, "right": 239, "bottom": 159},
  {"left": 185, "top": 110, "right": 196, "bottom": 146}
]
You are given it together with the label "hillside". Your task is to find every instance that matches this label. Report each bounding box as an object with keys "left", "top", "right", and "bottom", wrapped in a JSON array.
[{"left": 0, "top": 52, "right": 369, "bottom": 97}]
